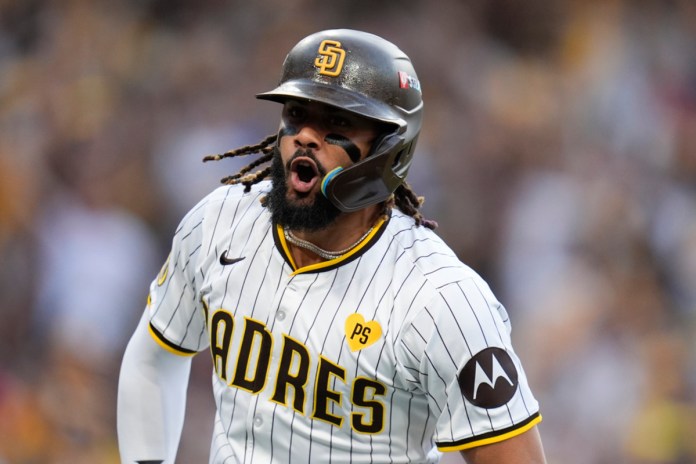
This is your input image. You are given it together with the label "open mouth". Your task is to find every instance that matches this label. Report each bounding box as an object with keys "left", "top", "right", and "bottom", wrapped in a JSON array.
[
  {"left": 289, "top": 157, "right": 320, "bottom": 193},
  {"left": 295, "top": 161, "right": 316, "bottom": 182}
]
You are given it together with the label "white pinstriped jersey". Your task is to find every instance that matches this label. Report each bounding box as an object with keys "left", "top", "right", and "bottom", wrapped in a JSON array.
[{"left": 147, "top": 182, "right": 541, "bottom": 464}]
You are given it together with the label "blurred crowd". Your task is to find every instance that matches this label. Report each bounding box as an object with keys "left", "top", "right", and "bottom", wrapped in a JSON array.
[{"left": 1, "top": 0, "right": 695, "bottom": 463}]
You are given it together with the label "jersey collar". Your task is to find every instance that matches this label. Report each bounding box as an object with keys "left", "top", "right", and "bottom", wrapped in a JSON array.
[{"left": 273, "top": 216, "right": 388, "bottom": 275}]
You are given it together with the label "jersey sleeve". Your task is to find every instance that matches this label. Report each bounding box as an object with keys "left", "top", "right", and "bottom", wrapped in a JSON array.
[
  {"left": 397, "top": 274, "right": 541, "bottom": 451},
  {"left": 146, "top": 197, "right": 210, "bottom": 356}
]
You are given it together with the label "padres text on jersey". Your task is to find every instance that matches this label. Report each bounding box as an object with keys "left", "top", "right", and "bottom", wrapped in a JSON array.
[{"left": 146, "top": 182, "right": 541, "bottom": 463}]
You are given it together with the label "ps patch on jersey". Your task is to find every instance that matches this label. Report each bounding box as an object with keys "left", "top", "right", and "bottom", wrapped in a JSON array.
[
  {"left": 458, "top": 347, "right": 519, "bottom": 409},
  {"left": 345, "top": 313, "right": 382, "bottom": 351}
]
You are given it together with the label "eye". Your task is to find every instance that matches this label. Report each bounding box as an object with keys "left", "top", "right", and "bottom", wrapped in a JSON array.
[
  {"left": 328, "top": 114, "right": 351, "bottom": 129},
  {"left": 283, "top": 104, "right": 306, "bottom": 122}
]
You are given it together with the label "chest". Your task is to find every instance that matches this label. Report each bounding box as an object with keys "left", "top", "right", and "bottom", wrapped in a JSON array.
[{"left": 199, "top": 230, "right": 402, "bottom": 386}]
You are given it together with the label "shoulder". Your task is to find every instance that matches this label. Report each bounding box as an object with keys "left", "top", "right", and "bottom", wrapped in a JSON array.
[
  {"left": 384, "top": 210, "right": 508, "bottom": 330},
  {"left": 196, "top": 182, "right": 270, "bottom": 215},
  {"left": 177, "top": 182, "right": 270, "bottom": 230},
  {"left": 384, "top": 209, "right": 479, "bottom": 288}
]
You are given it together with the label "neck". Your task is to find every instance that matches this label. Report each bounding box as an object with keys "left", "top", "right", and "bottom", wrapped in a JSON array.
[{"left": 285, "top": 205, "right": 382, "bottom": 268}]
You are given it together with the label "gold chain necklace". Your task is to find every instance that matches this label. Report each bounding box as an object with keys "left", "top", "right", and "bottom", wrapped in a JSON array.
[{"left": 284, "top": 227, "right": 374, "bottom": 260}]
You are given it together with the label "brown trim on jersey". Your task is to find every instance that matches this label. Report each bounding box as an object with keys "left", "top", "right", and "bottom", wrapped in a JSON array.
[
  {"left": 436, "top": 412, "right": 542, "bottom": 451},
  {"left": 272, "top": 215, "right": 390, "bottom": 275},
  {"left": 148, "top": 322, "right": 198, "bottom": 356}
]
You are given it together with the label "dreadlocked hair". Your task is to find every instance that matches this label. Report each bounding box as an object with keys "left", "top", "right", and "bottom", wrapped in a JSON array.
[
  {"left": 203, "top": 134, "right": 277, "bottom": 192},
  {"left": 384, "top": 182, "right": 438, "bottom": 230},
  {"left": 204, "top": 135, "right": 437, "bottom": 229}
]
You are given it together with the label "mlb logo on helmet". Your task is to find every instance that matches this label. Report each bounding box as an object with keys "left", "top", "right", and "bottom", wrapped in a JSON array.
[{"left": 398, "top": 71, "right": 421, "bottom": 92}]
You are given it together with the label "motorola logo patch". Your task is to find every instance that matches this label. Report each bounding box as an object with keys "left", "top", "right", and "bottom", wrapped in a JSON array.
[{"left": 458, "top": 347, "right": 519, "bottom": 409}]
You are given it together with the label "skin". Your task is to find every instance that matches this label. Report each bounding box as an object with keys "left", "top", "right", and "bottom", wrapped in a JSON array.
[
  {"left": 277, "top": 100, "right": 385, "bottom": 269},
  {"left": 277, "top": 100, "right": 548, "bottom": 464}
]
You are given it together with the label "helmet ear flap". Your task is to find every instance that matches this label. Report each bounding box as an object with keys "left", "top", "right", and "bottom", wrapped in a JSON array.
[
  {"left": 391, "top": 135, "right": 418, "bottom": 178},
  {"left": 321, "top": 133, "right": 407, "bottom": 212}
]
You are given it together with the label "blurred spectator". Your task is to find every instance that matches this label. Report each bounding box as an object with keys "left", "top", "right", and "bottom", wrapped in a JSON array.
[{"left": 1, "top": 0, "right": 695, "bottom": 462}]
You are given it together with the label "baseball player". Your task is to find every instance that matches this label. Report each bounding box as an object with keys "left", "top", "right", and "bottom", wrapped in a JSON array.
[{"left": 117, "top": 29, "right": 546, "bottom": 464}]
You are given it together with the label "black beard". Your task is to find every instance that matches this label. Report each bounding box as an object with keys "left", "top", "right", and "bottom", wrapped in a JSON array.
[{"left": 266, "top": 147, "right": 342, "bottom": 231}]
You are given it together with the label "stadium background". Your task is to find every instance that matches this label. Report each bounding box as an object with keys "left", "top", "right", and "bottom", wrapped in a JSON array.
[{"left": 0, "top": 0, "right": 695, "bottom": 462}]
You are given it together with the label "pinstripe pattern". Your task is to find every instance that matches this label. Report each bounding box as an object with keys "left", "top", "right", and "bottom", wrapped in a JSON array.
[{"left": 146, "top": 181, "right": 540, "bottom": 463}]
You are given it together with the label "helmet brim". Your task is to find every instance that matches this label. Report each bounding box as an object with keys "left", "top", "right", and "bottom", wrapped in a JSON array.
[{"left": 257, "top": 79, "right": 407, "bottom": 131}]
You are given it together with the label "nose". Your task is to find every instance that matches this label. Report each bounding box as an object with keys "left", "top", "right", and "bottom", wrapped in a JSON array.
[{"left": 292, "top": 122, "right": 324, "bottom": 151}]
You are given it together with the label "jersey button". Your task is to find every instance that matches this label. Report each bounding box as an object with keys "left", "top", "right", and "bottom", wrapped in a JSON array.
[
  {"left": 276, "top": 311, "right": 286, "bottom": 321},
  {"left": 253, "top": 416, "right": 263, "bottom": 428}
]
